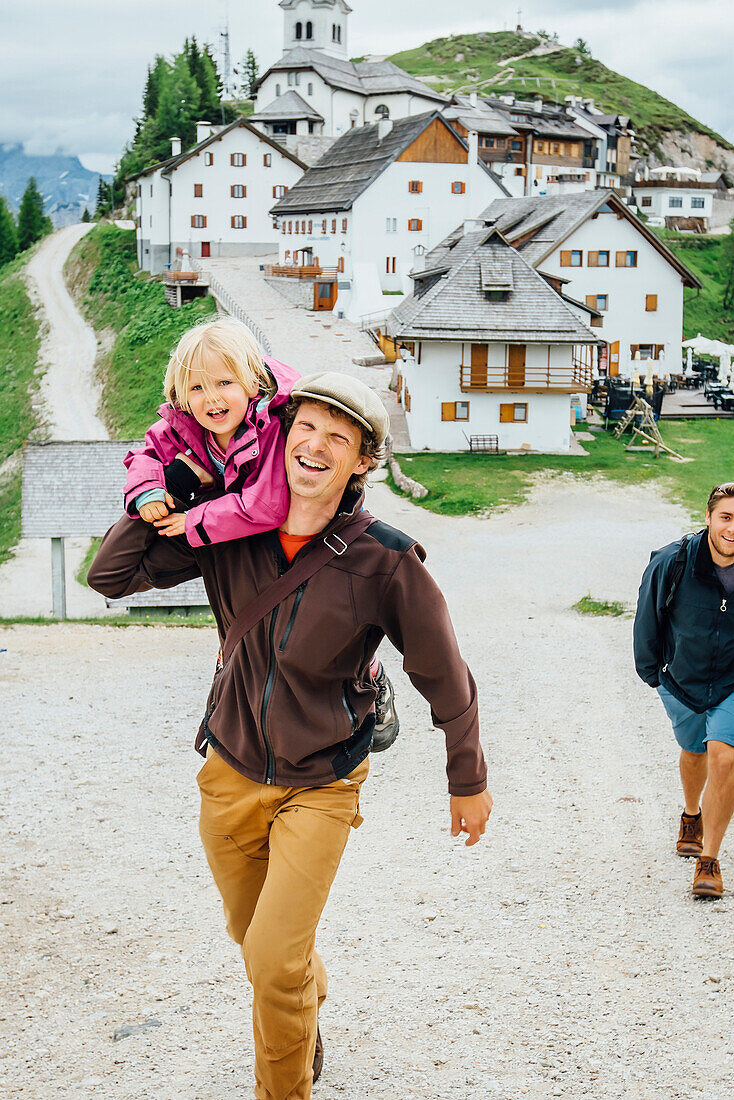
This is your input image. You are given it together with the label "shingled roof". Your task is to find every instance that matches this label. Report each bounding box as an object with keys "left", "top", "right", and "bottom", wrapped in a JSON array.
[
  {"left": 270, "top": 112, "right": 504, "bottom": 215},
  {"left": 254, "top": 48, "right": 447, "bottom": 103},
  {"left": 385, "top": 228, "right": 601, "bottom": 344},
  {"left": 250, "top": 90, "right": 324, "bottom": 122},
  {"left": 479, "top": 191, "right": 702, "bottom": 288}
]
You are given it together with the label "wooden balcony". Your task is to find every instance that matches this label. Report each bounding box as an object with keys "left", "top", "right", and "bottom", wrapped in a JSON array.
[
  {"left": 459, "top": 357, "right": 593, "bottom": 394},
  {"left": 264, "top": 264, "right": 339, "bottom": 281}
]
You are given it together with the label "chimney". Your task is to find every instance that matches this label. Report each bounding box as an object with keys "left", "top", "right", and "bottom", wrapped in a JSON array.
[
  {"left": 196, "top": 121, "right": 213, "bottom": 144},
  {"left": 500, "top": 94, "right": 515, "bottom": 106},
  {"left": 412, "top": 246, "right": 427, "bottom": 273},
  {"left": 377, "top": 118, "right": 394, "bottom": 141},
  {"left": 533, "top": 96, "right": 544, "bottom": 113},
  {"left": 469, "top": 91, "right": 478, "bottom": 109},
  {"left": 171, "top": 136, "right": 182, "bottom": 157},
  {"left": 467, "top": 130, "right": 479, "bottom": 205}
]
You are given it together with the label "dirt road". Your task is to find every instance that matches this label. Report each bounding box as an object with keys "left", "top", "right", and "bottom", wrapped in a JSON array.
[{"left": 2, "top": 477, "right": 731, "bottom": 1099}]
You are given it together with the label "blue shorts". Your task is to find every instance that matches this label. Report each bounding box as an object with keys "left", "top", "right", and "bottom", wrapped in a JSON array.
[{"left": 657, "top": 686, "right": 734, "bottom": 754}]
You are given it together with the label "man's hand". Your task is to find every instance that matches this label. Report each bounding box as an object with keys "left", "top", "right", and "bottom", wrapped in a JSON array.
[
  {"left": 176, "top": 452, "right": 215, "bottom": 488},
  {"left": 450, "top": 790, "right": 493, "bottom": 847},
  {"left": 139, "top": 493, "right": 175, "bottom": 523},
  {"left": 154, "top": 511, "right": 187, "bottom": 538}
]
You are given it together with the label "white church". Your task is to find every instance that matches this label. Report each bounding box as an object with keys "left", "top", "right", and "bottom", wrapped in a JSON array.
[{"left": 250, "top": 0, "right": 447, "bottom": 147}]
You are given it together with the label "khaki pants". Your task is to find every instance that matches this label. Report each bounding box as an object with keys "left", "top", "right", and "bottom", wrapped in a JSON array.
[{"left": 197, "top": 747, "right": 369, "bottom": 1100}]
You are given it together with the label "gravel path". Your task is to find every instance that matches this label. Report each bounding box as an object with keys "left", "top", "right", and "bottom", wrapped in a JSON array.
[
  {"left": 1, "top": 224, "right": 110, "bottom": 618},
  {"left": 2, "top": 477, "right": 731, "bottom": 1099}
]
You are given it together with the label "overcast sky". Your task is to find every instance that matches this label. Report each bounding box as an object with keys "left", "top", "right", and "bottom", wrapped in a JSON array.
[{"left": 2, "top": 0, "right": 733, "bottom": 174}]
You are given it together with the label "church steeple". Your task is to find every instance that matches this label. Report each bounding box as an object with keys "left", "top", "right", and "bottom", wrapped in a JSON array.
[{"left": 279, "top": 0, "right": 352, "bottom": 60}]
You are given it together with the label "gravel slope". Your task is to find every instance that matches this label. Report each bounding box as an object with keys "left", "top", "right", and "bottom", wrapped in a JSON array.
[{"left": 1, "top": 478, "right": 731, "bottom": 1099}]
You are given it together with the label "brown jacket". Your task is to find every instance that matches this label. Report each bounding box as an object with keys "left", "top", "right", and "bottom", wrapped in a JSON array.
[{"left": 88, "top": 490, "right": 487, "bottom": 796}]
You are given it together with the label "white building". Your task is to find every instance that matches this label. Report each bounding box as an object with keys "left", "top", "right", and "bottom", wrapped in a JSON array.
[
  {"left": 480, "top": 192, "right": 701, "bottom": 378},
  {"left": 131, "top": 119, "right": 306, "bottom": 274},
  {"left": 632, "top": 167, "right": 716, "bottom": 231},
  {"left": 385, "top": 226, "right": 600, "bottom": 452},
  {"left": 564, "top": 98, "right": 636, "bottom": 189},
  {"left": 270, "top": 111, "right": 508, "bottom": 319},
  {"left": 250, "top": 0, "right": 446, "bottom": 145}
]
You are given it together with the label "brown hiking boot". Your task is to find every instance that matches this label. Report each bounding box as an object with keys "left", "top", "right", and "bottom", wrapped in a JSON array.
[
  {"left": 692, "top": 857, "right": 724, "bottom": 898},
  {"left": 313, "top": 1024, "right": 323, "bottom": 1084},
  {"left": 677, "top": 811, "right": 704, "bottom": 857}
]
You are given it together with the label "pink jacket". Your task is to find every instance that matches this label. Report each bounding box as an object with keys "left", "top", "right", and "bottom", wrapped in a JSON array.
[{"left": 123, "top": 356, "right": 300, "bottom": 549}]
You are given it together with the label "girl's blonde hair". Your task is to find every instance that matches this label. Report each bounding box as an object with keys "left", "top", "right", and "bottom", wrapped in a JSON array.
[{"left": 164, "top": 317, "right": 269, "bottom": 411}]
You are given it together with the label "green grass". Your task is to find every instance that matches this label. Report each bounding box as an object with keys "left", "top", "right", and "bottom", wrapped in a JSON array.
[
  {"left": 66, "top": 224, "right": 217, "bottom": 437},
  {"left": 0, "top": 615, "right": 216, "bottom": 628},
  {"left": 75, "top": 537, "right": 102, "bottom": 587},
  {"left": 388, "top": 32, "right": 732, "bottom": 155},
  {"left": 573, "top": 594, "right": 629, "bottom": 617},
  {"left": 0, "top": 253, "right": 42, "bottom": 563},
  {"left": 394, "top": 420, "right": 734, "bottom": 522},
  {"left": 650, "top": 231, "right": 734, "bottom": 345}
]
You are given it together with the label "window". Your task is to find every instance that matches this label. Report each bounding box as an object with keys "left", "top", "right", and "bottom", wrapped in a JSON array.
[
  {"left": 288, "top": 72, "right": 295, "bottom": 86},
  {"left": 441, "top": 402, "right": 470, "bottom": 422},
  {"left": 511, "top": 140, "right": 522, "bottom": 151},
  {"left": 597, "top": 294, "right": 608, "bottom": 311},
  {"left": 322, "top": 219, "right": 328, "bottom": 234},
  {"left": 645, "top": 294, "right": 658, "bottom": 312},
  {"left": 451, "top": 181, "right": 466, "bottom": 194},
  {"left": 231, "top": 215, "right": 247, "bottom": 229},
  {"left": 486, "top": 290, "right": 509, "bottom": 302},
  {"left": 282, "top": 222, "right": 287, "bottom": 235},
  {"left": 295, "top": 21, "right": 302, "bottom": 39},
  {"left": 342, "top": 218, "right": 348, "bottom": 233},
  {"left": 692, "top": 196, "right": 705, "bottom": 209},
  {"left": 294, "top": 222, "right": 299, "bottom": 234},
  {"left": 553, "top": 143, "right": 560, "bottom": 154},
  {"left": 640, "top": 196, "right": 652, "bottom": 208},
  {"left": 616, "top": 250, "right": 638, "bottom": 268},
  {"left": 408, "top": 219, "right": 423, "bottom": 232},
  {"left": 295, "top": 72, "right": 301, "bottom": 86},
  {"left": 194, "top": 184, "right": 203, "bottom": 198},
  {"left": 332, "top": 219, "right": 337, "bottom": 233},
  {"left": 500, "top": 403, "right": 528, "bottom": 423},
  {"left": 308, "top": 220, "right": 313, "bottom": 234},
  {"left": 408, "top": 180, "right": 423, "bottom": 193},
  {"left": 231, "top": 152, "right": 246, "bottom": 166},
  {"left": 386, "top": 257, "right": 397, "bottom": 274},
  {"left": 386, "top": 218, "right": 397, "bottom": 233},
  {"left": 264, "top": 154, "right": 272, "bottom": 167},
  {"left": 515, "top": 167, "right": 524, "bottom": 176},
  {"left": 276, "top": 83, "right": 281, "bottom": 97},
  {"left": 204, "top": 152, "right": 214, "bottom": 166},
  {"left": 375, "top": 104, "right": 390, "bottom": 119},
  {"left": 191, "top": 214, "right": 207, "bottom": 228},
  {"left": 284, "top": 250, "right": 291, "bottom": 262},
  {"left": 231, "top": 184, "right": 246, "bottom": 198},
  {"left": 631, "top": 344, "right": 663, "bottom": 360},
  {"left": 302, "top": 220, "right": 307, "bottom": 234},
  {"left": 587, "top": 250, "right": 610, "bottom": 267},
  {"left": 332, "top": 23, "right": 342, "bottom": 42},
  {"left": 273, "top": 185, "right": 287, "bottom": 199},
  {"left": 560, "top": 250, "right": 583, "bottom": 267},
  {"left": 669, "top": 196, "right": 683, "bottom": 209},
  {"left": 306, "top": 21, "right": 313, "bottom": 39},
  {"left": 308, "top": 82, "right": 313, "bottom": 96}
]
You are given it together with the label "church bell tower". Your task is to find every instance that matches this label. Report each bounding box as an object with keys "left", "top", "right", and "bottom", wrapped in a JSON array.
[{"left": 279, "top": 0, "right": 352, "bottom": 60}]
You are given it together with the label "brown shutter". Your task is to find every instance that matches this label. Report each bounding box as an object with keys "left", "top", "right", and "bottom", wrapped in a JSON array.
[
  {"left": 441, "top": 402, "right": 456, "bottom": 422},
  {"left": 609, "top": 340, "right": 620, "bottom": 377},
  {"left": 499, "top": 403, "right": 514, "bottom": 423},
  {"left": 630, "top": 344, "right": 640, "bottom": 360},
  {"left": 655, "top": 344, "right": 665, "bottom": 359},
  {"left": 273, "top": 186, "right": 277, "bottom": 198},
  {"left": 560, "top": 251, "right": 572, "bottom": 267},
  {"left": 194, "top": 184, "right": 203, "bottom": 198},
  {"left": 585, "top": 294, "right": 597, "bottom": 309},
  {"left": 646, "top": 294, "right": 658, "bottom": 312},
  {"left": 616, "top": 251, "right": 627, "bottom": 267},
  {"left": 587, "top": 251, "right": 598, "bottom": 267}
]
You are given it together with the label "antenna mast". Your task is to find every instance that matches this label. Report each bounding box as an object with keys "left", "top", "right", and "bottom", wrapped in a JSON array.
[{"left": 220, "top": 0, "right": 234, "bottom": 99}]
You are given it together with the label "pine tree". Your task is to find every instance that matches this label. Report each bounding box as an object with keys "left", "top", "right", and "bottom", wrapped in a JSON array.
[
  {"left": 96, "top": 177, "right": 112, "bottom": 216},
  {"left": 155, "top": 51, "right": 201, "bottom": 149},
  {"left": 723, "top": 218, "right": 734, "bottom": 311},
  {"left": 17, "top": 177, "right": 52, "bottom": 251},
  {"left": 242, "top": 50, "right": 260, "bottom": 99},
  {"left": 142, "top": 56, "right": 168, "bottom": 120},
  {"left": 0, "top": 196, "right": 19, "bottom": 266},
  {"left": 81, "top": 207, "right": 91, "bottom": 223}
]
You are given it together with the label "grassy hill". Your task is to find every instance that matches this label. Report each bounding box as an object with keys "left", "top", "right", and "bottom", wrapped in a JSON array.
[
  {"left": 652, "top": 229, "right": 734, "bottom": 344},
  {"left": 388, "top": 32, "right": 733, "bottom": 159}
]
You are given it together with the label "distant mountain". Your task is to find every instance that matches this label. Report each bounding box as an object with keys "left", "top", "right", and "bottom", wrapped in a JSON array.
[
  {"left": 388, "top": 31, "right": 734, "bottom": 176},
  {"left": 0, "top": 144, "right": 112, "bottom": 227}
]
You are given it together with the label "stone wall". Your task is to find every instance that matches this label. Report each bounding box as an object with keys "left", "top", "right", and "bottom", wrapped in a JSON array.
[{"left": 265, "top": 276, "right": 313, "bottom": 309}]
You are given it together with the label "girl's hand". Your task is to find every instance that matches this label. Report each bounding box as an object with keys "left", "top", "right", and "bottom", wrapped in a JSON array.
[
  {"left": 139, "top": 494, "right": 175, "bottom": 523},
  {"left": 175, "top": 453, "right": 215, "bottom": 487},
  {"left": 154, "top": 511, "right": 187, "bottom": 538}
]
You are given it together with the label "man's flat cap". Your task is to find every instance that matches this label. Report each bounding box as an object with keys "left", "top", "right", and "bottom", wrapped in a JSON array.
[{"left": 290, "top": 372, "right": 390, "bottom": 447}]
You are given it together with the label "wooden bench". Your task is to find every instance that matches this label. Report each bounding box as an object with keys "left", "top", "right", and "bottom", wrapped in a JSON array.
[{"left": 466, "top": 434, "right": 499, "bottom": 454}]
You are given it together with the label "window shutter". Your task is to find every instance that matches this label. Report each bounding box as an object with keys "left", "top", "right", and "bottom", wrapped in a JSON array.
[
  {"left": 585, "top": 294, "right": 597, "bottom": 309},
  {"left": 587, "top": 251, "right": 598, "bottom": 267},
  {"left": 194, "top": 184, "right": 203, "bottom": 198},
  {"left": 499, "top": 404, "right": 514, "bottom": 423},
  {"left": 655, "top": 344, "right": 665, "bottom": 359},
  {"left": 630, "top": 344, "right": 640, "bottom": 359},
  {"left": 230, "top": 153, "right": 235, "bottom": 166},
  {"left": 560, "top": 251, "right": 572, "bottom": 267},
  {"left": 646, "top": 294, "right": 658, "bottom": 312},
  {"left": 273, "top": 186, "right": 277, "bottom": 198},
  {"left": 616, "top": 251, "right": 627, "bottom": 267},
  {"left": 441, "top": 402, "right": 456, "bottom": 422}
]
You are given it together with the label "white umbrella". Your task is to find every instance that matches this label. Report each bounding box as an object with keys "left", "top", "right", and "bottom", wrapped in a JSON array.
[
  {"left": 685, "top": 347, "right": 694, "bottom": 378},
  {"left": 718, "top": 349, "right": 731, "bottom": 383},
  {"left": 631, "top": 350, "right": 642, "bottom": 388},
  {"left": 644, "top": 357, "right": 655, "bottom": 388}
]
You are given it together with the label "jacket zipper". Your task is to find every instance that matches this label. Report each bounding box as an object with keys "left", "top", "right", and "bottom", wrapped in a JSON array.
[
  {"left": 260, "top": 607, "right": 279, "bottom": 784},
  {"left": 279, "top": 584, "right": 306, "bottom": 651},
  {"left": 342, "top": 686, "right": 358, "bottom": 735}
]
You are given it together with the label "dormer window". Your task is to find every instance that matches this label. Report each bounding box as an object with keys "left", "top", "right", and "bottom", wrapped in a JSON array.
[
  {"left": 480, "top": 259, "right": 514, "bottom": 301},
  {"left": 375, "top": 104, "right": 390, "bottom": 120},
  {"left": 486, "top": 290, "right": 510, "bottom": 302},
  {"left": 295, "top": 21, "right": 302, "bottom": 39},
  {"left": 332, "top": 23, "right": 342, "bottom": 43}
]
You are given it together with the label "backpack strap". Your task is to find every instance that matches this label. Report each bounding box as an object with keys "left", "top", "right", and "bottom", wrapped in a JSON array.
[
  {"left": 663, "top": 533, "right": 693, "bottom": 614},
  {"left": 221, "top": 512, "right": 375, "bottom": 665}
]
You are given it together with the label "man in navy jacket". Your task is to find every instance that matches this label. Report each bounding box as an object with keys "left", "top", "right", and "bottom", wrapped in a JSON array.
[{"left": 634, "top": 483, "right": 734, "bottom": 898}]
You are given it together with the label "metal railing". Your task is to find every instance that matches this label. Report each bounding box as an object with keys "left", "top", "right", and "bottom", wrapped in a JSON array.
[{"left": 181, "top": 250, "right": 272, "bottom": 355}]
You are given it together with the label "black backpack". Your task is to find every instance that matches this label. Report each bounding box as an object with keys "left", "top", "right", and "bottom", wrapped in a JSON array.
[{"left": 663, "top": 533, "right": 694, "bottom": 617}]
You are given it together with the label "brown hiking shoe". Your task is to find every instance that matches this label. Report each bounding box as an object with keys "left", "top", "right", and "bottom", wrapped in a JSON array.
[
  {"left": 313, "top": 1024, "right": 323, "bottom": 1084},
  {"left": 692, "top": 857, "right": 724, "bottom": 898},
  {"left": 677, "top": 811, "right": 704, "bottom": 857}
]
